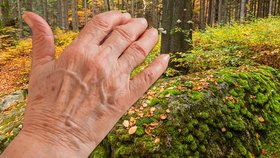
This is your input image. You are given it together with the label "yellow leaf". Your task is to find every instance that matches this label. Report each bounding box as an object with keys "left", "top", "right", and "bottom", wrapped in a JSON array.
[
  {"left": 154, "top": 137, "right": 160, "bottom": 144},
  {"left": 258, "top": 116, "right": 265, "bottom": 123},
  {"left": 123, "top": 120, "right": 129, "bottom": 128},
  {"left": 128, "top": 126, "right": 137, "bottom": 135}
]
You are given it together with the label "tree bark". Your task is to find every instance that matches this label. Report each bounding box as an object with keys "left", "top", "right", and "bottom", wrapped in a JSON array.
[
  {"left": 240, "top": 0, "right": 246, "bottom": 23},
  {"left": 207, "top": 0, "right": 213, "bottom": 25},
  {"left": 152, "top": 0, "right": 158, "bottom": 27},
  {"left": 17, "top": 0, "right": 23, "bottom": 37},
  {"left": 257, "top": 0, "right": 263, "bottom": 18},
  {"left": 72, "top": 0, "right": 78, "bottom": 31},
  {"left": 42, "top": 0, "right": 48, "bottom": 22},
  {"left": 199, "top": 0, "right": 205, "bottom": 29},
  {"left": 0, "top": 0, "right": 2, "bottom": 25},
  {"left": 269, "top": 0, "right": 273, "bottom": 16},
  {"left": 92, "top": 0, "right": 95, "bottom": 17},
  {"left": 57, "top": 0, "right": 62, "bottom": 27},
  {"left": 84, "top": 0, "right": 88, "bottom": 24},
  {"left": 161, "top": 0, "right": 193, "bottom": 55},
  {"left": 131, "top": 0, "right": 134, "bottom": 17},
  {"left": 27, "top": 0, "right": 33, "bottom": 11},
  {"left": 104, "top": 0, "right": 110, "bottom": 11},
  {"left": 218, "top": 0, "right": 222, "bottom": 25}
]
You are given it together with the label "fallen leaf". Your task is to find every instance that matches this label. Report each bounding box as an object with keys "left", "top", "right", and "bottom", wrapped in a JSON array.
[
  {"left": 166, "top": 109, "right": 171, "bottom": 113},
  {"left": 154, "top": 137, "right": 160, "bottom": 144},
  {"left": 128, "top": 126, "right": 137, "bottom": 135},
  {"left": 262, "top": 149, "right": 267, "bottom": 155},
  {"left": 123, "top": 120, "right": 129, "bottom": 128},
  {"left": 143, "top": 103, "right": 148, "bottom": 107},
  {"left": 258, "top": 116, "right": 265, "bottom": 123},
  {"left": 150, "top": 122, "right": 159, "bottom": 127},
  {"left": 256, "top": 133, "right": 260, "bottom": 139},
  {"left": 150, "top": 107, "right": 156, "bottom": 113},
  {"left": 160, "top": 114, "right": 168, "bottom": 120},
  {"left": 177, "top": 85, "right": 181, "bottom": 91},
  {"left": 165, "top": 93, "right": 171, "bottom": 98},
  {"left": 130, "top": 117, "right": 136, "bottom": 126}
]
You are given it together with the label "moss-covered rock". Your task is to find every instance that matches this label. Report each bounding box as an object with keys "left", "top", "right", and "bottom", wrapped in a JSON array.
[{"left": 91, "top": 66, "right": 280, "bottom": 158}]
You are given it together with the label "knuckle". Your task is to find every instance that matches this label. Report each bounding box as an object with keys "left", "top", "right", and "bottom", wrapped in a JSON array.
[
  {"left": 144, "top": 69, "right": 155, "bottom": 85},
  {"left": 130, "top": 42, "right": 147, "bottom": 58},
  {"left": 115, "top": 27, "right": 134, "bottom": 42},
  {"left": 93, "top": 15, "right": 111, "bottom": 30}
]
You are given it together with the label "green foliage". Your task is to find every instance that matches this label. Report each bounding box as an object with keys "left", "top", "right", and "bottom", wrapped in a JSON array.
[{"left": 167, "top": 17, "right": 280, "bottom": 76}]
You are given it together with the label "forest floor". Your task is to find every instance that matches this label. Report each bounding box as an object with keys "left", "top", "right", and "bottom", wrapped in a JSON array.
[{"left": 1, "top": 18, "right": 280, "bottom": 157}]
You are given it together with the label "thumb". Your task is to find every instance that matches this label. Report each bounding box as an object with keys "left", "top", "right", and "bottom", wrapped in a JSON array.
[{"left": 22, "top": 12, "right": 55, "bottom": 67}]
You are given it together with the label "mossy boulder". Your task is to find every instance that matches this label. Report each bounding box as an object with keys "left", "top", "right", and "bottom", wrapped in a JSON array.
[{"left": 91, "top": 65, "right": 280, "bottom": 158}]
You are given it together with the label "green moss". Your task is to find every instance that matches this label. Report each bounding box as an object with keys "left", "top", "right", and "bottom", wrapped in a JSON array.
[
  {"left": 255, "top": 93, "right": 269, "bottom": 105},
  {"left": 190, "top": 91, "right": 204, "bottom": 101},
  {"left": 149, "top": 98, "right": 160, "bottom": 106}
]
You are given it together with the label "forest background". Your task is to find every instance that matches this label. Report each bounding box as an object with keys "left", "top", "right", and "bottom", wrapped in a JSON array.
[{"left": 1, "top": 0, "right": 280, "bottom": 157}]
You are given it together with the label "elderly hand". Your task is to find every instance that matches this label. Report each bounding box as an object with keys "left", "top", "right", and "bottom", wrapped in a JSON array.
[{"left": 1, "top": 11, "right": 169, "bottom": 158}]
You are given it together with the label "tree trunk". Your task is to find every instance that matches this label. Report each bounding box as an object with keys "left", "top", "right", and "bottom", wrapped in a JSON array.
[
  {"left": 131, "top": 0, "right": 134, "bottom": 17},
  {"left": 152, "top": 0, "right": 158, "bottom": 27},
  {"left": 161, "top": 0, "right": 193, "bottom": 55},
  {"left": 210, "top": 0, "right": 215, "bottom": 26},
  {"left": 104, "top": 0, "right": 110, "bottom": 11},
  {"left": 57, "top": 0, "right": 62, "bottom": 27},
  {"left": 72, "top": 0, "right": 78, "bottom": 31},
  {"left": 199, "top": 0, "right": 205, "bottom": 29},
  {"left": 240, "top": 0, "right": 246, "bottom": 23},
  {"left": 41, "top": 0, "right": 48, "bottom": 22},
  {"left": 92, "top": 0, "right": 95, "bottom": 17},
  {"left": 27, "top": 0, "right": 33, "bottom": 11},
  {"left": 223, "top": 0, "right": 228, "bottom": 24},
  {"left": 17, "top": 0, "right": 23, "bottom": 37},
  {"left": 207, "top": 0, "right": 212, "bottom": 25},
  {"left": 0, "top": 0, "right": 2, "bottom": 25},
  {"left": 84, "top": 0, "right": 88, "bottom": 24},
  {"left": 218, "top": 0, "right": 222, "bottom": 25},
  {"left": 65, "top": 0, "right": 69, "bottom": 29},
  {"left": 269, "top": 0, "right": 273, "bottom": 16},
  {"left": 257, "top": 0, "right": 263, "bottom": 17},
  {"left": 61, "top": 0, "right": 69, "bottom": 30}
]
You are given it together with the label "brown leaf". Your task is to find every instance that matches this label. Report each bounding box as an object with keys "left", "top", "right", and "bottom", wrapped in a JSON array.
[
  {"left": 262, "top": 149, "right": 267, "bottom": 155},
  {"left": 128, "top": 126, "right": 137, "bottom": 135},
  {"left": 160, "top": 114, "right": 168, "bottom": 120},
  {"left": 130, "top": 117, "right": 136, "bottom": 126},
  {"left": 123, "top": 120, "right": 129, "bottom": 128}
]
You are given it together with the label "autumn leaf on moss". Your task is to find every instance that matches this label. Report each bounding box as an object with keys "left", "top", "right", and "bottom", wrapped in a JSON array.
[{"left": 128, "top": 126, "right": 137, "bottom": 135}]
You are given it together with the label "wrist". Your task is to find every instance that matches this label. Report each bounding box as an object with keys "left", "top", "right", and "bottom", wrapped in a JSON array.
[{"left": 1, "top": 130, "right": 91, "bottom": 158}]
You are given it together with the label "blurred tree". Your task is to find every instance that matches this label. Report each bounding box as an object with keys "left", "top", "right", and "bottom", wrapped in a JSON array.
[
  {"left": 72, "top": 0, "right": 78, "bottom": 31},
  {"left": 161, "top": 0, "right": 193, "bottom": 55}
]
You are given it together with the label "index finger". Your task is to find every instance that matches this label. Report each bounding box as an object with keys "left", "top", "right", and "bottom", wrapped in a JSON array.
[{"left": 77, "top": 11, "right": 131, "bottom": 46}]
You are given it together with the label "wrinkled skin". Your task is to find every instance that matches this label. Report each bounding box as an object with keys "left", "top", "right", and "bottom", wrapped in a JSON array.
[{"left": 1, "top": 11, "right": 169, "bottom": 158}]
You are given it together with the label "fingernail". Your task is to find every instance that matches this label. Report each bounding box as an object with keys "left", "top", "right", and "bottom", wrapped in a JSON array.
[
  {"left": 138, "top": 18, "right": 147, "bottom": 25},
  {"left": 122, "top": 13, "right": 131, "bottom": 19},
  {"left": 162, "top": 54, "right": 170, "bottom": 62},
  {"left": 149, "top": 27, "right": 158, "bottom": 36},
  {"left": 22, "top": 13, "right": 33, "bottom": 27}
]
